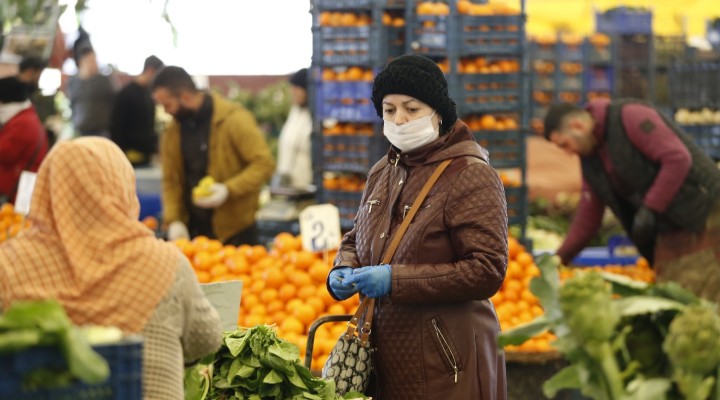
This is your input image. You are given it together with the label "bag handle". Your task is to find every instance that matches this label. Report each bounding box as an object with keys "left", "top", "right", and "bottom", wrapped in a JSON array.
[{"left": 347, "top": 159, "right": 453, "bottom": 346}]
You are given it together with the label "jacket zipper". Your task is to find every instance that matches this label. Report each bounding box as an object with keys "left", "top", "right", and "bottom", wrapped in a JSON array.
[
  {"left": 402, "top": 203, "right": 431, "bottom": 219},
  {"left": 432, "top": 319, "right": 458, "bottom": 383},
  {"left": 366, "top": 199, "right": 380, "bottom": 213}
]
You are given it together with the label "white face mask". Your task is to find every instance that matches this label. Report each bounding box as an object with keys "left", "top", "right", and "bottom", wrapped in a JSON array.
[{"left": 383, "top": 110, "right": 439, "bottom": 152}]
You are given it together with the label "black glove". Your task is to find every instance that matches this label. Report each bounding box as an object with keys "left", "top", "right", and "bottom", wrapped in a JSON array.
[{"left": 631, "top": 207, "right": 656, "bottom": 247}]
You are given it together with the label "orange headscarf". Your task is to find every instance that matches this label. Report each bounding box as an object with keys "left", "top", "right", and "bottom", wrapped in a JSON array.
[{"left": 0, "top": 137, "right": 179, "bottom": 333}]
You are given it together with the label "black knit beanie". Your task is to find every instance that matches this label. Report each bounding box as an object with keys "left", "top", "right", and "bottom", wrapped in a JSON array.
[
  {"left": 289, "top": 68, "right": 308, "bottom": 90},
  {"left": 372, "top": 54, "right": 457, "bottom": 132},
  {"left": 0, "top": 77, "right": 30, "bottom": 104}
]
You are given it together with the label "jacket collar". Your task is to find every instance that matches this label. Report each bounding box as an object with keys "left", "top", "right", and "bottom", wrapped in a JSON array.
[{"left": 586, "top": 98, "right": 610, "bottom": 145}]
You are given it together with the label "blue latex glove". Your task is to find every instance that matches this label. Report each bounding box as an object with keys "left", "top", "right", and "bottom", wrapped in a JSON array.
[
  {"left": 342, "top": 264, "right": 392, "bottom": 298},
  {"left": 328, "top": 267, "right": 358, "bottom": 300}
]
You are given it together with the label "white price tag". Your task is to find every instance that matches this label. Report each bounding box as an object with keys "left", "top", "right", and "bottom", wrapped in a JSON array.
[
  {"left": 14, "top": 171, "right": 37, "bottom": 216},
  {"left": 299, "top": 204, "right": 342, "bottom": 252},
  {"left": 201, "top": 280, "right": 243, "bottom": 331}
]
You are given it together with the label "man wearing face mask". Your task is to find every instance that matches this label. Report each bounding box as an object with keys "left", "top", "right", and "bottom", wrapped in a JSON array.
[
  {"left": 0, "top": 77, "right": 49, "bottom": 203},
  {"left": 326, "top": 54, "right": 508, "bottom": 399},
  {"left": 152, "top": 66, "right": 275, "bottom": 245}
]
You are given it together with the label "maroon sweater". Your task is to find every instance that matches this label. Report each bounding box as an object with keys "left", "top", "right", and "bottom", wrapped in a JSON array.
[{"left": 557, "top": 99, "right": 692, "bottom": 263}]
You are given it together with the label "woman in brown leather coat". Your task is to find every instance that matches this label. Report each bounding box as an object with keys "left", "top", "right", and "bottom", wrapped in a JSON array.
[{"left": 327, "top": 54, "right": 509, "bottom": 399}]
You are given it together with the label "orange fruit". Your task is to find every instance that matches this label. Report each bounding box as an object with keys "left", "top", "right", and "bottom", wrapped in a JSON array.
[
  {"left": 273, "top": 232, "right": 297, "bottom": 254},
  {"left": 291, "top": 251, "right": 317, "bottom": 271},
  {"left": 249, "top": 280, "right": 266, "bottom": 294},
  {"left": 266, "top": 299, "right": 285, "bottom": 314},
  {"left": 326, "top": 303, "right": 346, "bottom": 315},
  {"left": 209, "top": 263, "right": 229, "bottom": 277},
  {"left": 309, "top": 261, "right": 330, "bottom": 283},
  {"left": 242, "top": 293, "right": 260, "bottom": 310},
  {"left": 245, "top": 245, "right": 268, "bottom": 264},
  {"left": 192, "top": 251, "right": 214, "bottom": 271},
  {"left": 281, "top": 317, "right": 305, "bottom": 335},
  {"left": 306, "top": 297, "right": 326, "bottom": 315},
  {"left": 260, "top": 288, "right": 279, "bottom": 303},
  {"left": 289, "top": 271, "right": 313, "bottom": 287},
  {"left": 278, "top": 283, "right": 298, "bottom": 302},
  {"left": 293, "top": 304, "right": 318, "bottom": 326},
  {"left": 263, "top": 268, "right": 285, "bottom": 289},
  {"left": 286, "top": 298, "right": 304, "bottom": 313},
  {"left": 142, "top": 216, "right": 158, "bottom": 230},
  {"left": 515, "top": 252, "right": 534, "bottom": 268},
  {"left": 508, "top": 236, "right": 520, "bottom": 259},
  {"left": 226, "top": 254, "right": 250, "bottom": 274},
  {"left": 297, "top": 285, "right": 318, "bottom": 301},
  {"left": 317, "top": 284, "right": 336, "bottom": 307},
  {"left": 243, "top": 314, "right": 265, "bottom": 327},
  {"left": 195, "top": 270, "right": 211, "bottom": 284}
]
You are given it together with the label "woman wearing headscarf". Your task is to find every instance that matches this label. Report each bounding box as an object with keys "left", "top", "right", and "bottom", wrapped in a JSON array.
[
  {"left": 0, "top": 137, "right": 222, "bottom": 399},
  {"left": 327, "top": 54, "right": 508, "bottom": 399}
]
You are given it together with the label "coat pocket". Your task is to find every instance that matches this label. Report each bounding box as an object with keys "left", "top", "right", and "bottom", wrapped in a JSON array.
[{"left": 426, "top": 316, "right": 462, "bottom": 383}]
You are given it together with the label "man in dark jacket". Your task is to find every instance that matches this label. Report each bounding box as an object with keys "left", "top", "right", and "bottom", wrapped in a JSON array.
[
  {"left": 0, "top": 77, "right": 49, "bottom": 203},
  {"left": 543, "top": 99, "right": 720, "bottom": 302},
  {"left": 110, "top": 55, "right": 164, "bottom": 167}
]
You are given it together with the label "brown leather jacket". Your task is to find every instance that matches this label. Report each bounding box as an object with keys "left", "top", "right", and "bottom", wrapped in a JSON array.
[{"left": 332, "top": 121, "right": 508, "bottom": 399}]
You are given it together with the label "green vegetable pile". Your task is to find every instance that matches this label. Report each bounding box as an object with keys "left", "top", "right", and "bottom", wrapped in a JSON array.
[
  {"left": 499, "top": 254, "right": 720, "bottom": 400},
  {"left": 184, "top": 324, "right": 367, "bottom": 400},
  {"left": 0, "top": 300, "right": 110, "bottom": 390}
]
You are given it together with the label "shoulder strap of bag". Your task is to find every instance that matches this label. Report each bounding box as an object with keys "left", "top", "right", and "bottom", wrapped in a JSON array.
[{"left": 351, "top": 158, "right": 453, "bottom": 346}]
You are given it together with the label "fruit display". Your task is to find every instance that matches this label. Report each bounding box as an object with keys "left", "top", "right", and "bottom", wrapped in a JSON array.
[
  {"left": 174, "top": 232, "right": 359, "bottom": 371},
  {"left": 674, "top": 108, "right": 720, "bottom": 126},
  {"left": 0, "top": 203, "right": 30, "bottom": 243}
]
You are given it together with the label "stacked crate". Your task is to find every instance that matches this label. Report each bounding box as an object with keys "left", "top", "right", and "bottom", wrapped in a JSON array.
[
  {"left": 669, "top": 58, "right": 720, "bottom": 161},
  {"left": 583, "top": 33, "right": 613, "bottom": 103},
  {"left": 311, "top": 0, "right": 397, "bottom": 230},
  {"left": 311, "top": 0, "right": 530, "bottom": 239},
  {"left": 595, "top": 7, "right": 655, "bottom": 101},
  {"left": 405, "top": 0, "right": 529, "bottom": 237}
]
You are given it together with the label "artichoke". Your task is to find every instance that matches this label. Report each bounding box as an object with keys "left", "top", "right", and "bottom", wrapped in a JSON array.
[
  {"left": 559, "top": 270, "right": 620, "bottom": 342},
  {"left": 663, "top": 302, "right": 720, "bottom": 400}
]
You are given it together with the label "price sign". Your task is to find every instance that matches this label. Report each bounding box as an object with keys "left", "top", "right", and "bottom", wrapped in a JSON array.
[
  {"left": 14, "top": 171, "right": 37, "bottom": 216},
  {"left": 299, "top": 204, "right": 342, "bottom": 252}
]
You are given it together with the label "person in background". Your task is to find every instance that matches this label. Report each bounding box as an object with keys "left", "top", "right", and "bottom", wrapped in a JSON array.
[
  {"left": 0, "top": 77, "right": 49, "bottom": 204},
  {"left": 543, "top": 100, "right": 720, "bottom": 303},
  {"left": 0, "top": 137, "right": 222, "bottom": 399},
  {"left": 152, "top": 66, "right": 275, "bottom": 245},
  {"left": 67, "top": 46, "right": 115, "bottom": 137},
  {"left": 18, "top": 55, "right": 60, "bottom": 148},
  {"left": 272, "top": 67, "right": 313, "bottom": 189},
  {"left": 327, "top": 54, "right": 508, "bottom": 399},
  {"left": 110, "top": 55, "right": 164, "bottom": 167}
]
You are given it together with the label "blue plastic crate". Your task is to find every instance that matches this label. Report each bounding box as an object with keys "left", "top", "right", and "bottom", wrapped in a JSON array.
[
  {"left": 312, "top": 26, "right": 376, "bottom": 66},
  {"left": 558, "top": 43, "right": 583, "bottom": 61},
  {"left": 313, "top": 0, "right": 373, "bottom": 10},
  {"left": 0, "top": 338, "right": 143, "bottom": 400},
  {"left": 137, "top": 192, "right": 161, "bottom": 221},
  {"left": 529, "top": 42, "right": 556, "bottom": 60},
  {"left": 320, "top": 135, "right": 388, "bottom": 173},
  {"left": 410, "top": 15, "right": 449, "bottom": 56},
  {"left": 595, "top": 8, "right": 652, "bottom": 35},
  {"left": 571, "top": 247, "right": 639, "bottom": 266},
  {"left": 314, "top": 81, "right": 376, "bottom": 122},
  {"left": 504, "top": 185, "right": 528, "bottom": 227},
  {"left": 472, "top": 130, "right": 524, "bottom": 169},
  {"left": 584, "top": 67, "right": 613, "bottom": 92},
  {"left": 458, "top": 15, "right": 524, "bottom": 56},
  {"left": 322, "top": 189, "right": 363, "bottom": 228},
  {"left": 680, "top": 124, "right": 720, "bottom": 160},
  {"left": 457, "top": 73, "right": 522, "bottom": 114}
]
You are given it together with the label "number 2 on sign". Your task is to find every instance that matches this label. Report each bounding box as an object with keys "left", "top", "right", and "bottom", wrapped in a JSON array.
[{"left": 299, "top": 204, "right": 341, "bottom": 253}]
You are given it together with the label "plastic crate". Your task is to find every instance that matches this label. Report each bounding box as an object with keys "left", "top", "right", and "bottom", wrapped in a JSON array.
[
  {"left": 532, "top": 74, "right": 555, "bottom": 91},
  {"left": 137, "top": 192, "right": 162, "bottom": 221},
  {"left": 617, "top": 34, "right": 652, "bottom": 63},
  {"left": 314, "top": 80, "right": 376, "bottom": 122},
  {"left": 504, "top": 185, "right": 528, "bottom": 227},
  {"left": 654, "top": 36, "right": 686, "bottom": 67},
  {"left": 458, "top": 15, "right": 524, "bottom": 56},
  {"left": 312, "top": 26, "right": 379, "bottom": 66},
  {"left": 473, "top": 130, "right": 524, "bottom": 169},
  {"left": 559, "top": 76, "right": 582, "bottom": 91},
  {"left": 680, "top": 125, "right": 720, "bottom": 160},
  {"left": 320, "top": 135, "right": 387, "bottom": 173},
  {"left": 257, "top": 219, "right": 300, "bottom": 247},
  {"left": 595, "top": 8, "right": 652, "bottom": 35},
  {"left": 584, "top": 66, "right": 613, "bottom": 92},
  {"left": 457, "top": 73, "right": 522, "bottom": 114},
  {"left": 557, "top": 43, "right": 583, "bottom": 61},
  {"left": 410, "top": 15, "right": 449, "bottom": 57},
  {"left": 669, "top": 60, "right": 720, "bottom": 109},
  {"left": 586, "top": 44, "right": 612, "bottom": 65},
  {"left": 312, "top": 0, "right": 373, "bottom": 10},
  {"left": 0, "top": 338, "right": 143, "bottom": 400},
  {"left": 529, "top": 42, "right": 556, "bottom": 60},
  {"left": 321, "top": 189, "right": 363, "bottom": 231}
]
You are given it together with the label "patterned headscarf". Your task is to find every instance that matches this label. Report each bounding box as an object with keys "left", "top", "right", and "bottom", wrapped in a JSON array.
[{"left": 0, "top": 137, "right": 179, "bottom": 333}]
